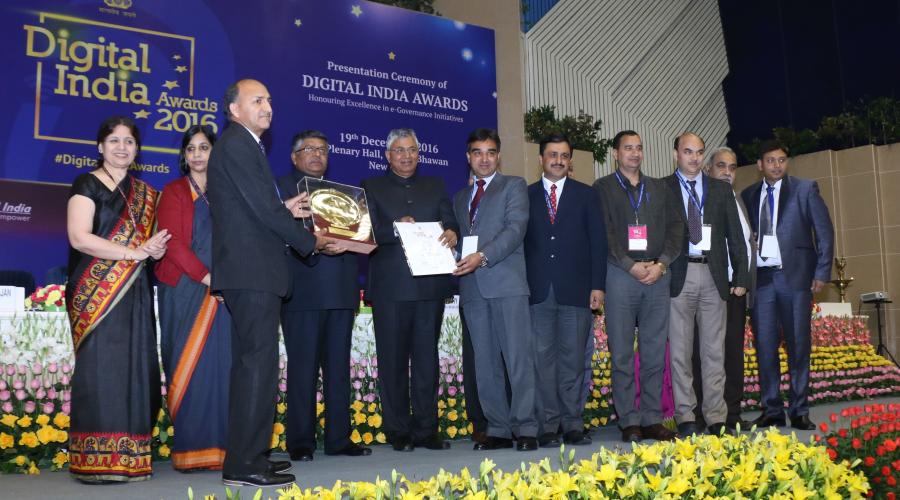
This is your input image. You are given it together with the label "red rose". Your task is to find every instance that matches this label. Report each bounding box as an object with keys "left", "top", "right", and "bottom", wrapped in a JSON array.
[
  {"left": 827, "top": 448, "right": 838, "bottom": 460},
  {"left": 819, "top": 422, "right": 829, "bottom": 432},
  {"left": 886, "top": 439, "right": 898, "bottom": 452},
  {"left": 865, "top": 456, "right": 876, "bottom": 467},
  {"left": 852, "top": 438, "right": 862, "bottom": 449},
  {"left": 888, "top": 476, "right": 897, "bottom": 487},
  {"left": 830, "top": 413, "right": 838, "bottom": 423},
  {"left": 884, "top": 466, "right": 892, "bottom": 477},
  {"left": 838, "top": 428, "right": 847, "bottom": 438},
  {"left": 828, "top": 437, "right": 839, "bottom": 447},
  {"left": 887, "top": 492, "right": 895, "bottom": 500}
]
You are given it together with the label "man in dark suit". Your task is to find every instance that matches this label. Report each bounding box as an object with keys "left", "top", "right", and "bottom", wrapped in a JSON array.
[
  {"left": 209, "top": 79, "right": 334, "bottom": 487},
  {"left": 594, "top": 130, "right": 682, "bottom": 443},
  {"left": 692, "top": 146, "right": 755, "bottom": 430},
  {"left": 453, "top": 128, "right": 538, "bottom": 452},
  {"left": 362, "top": 128, "right": 458, "bottom": 452},
  {"left": 664, "top": 133, "right": 749, "bottom": 436},
  {"left": 524, "top": 133, "right": 607, "bottom": 447},
  {"left": 276, "top": 130, "right": 371, "bottom": 462},
  {"left": 741, "top": 140, "right": 834, "bottom": 430}
]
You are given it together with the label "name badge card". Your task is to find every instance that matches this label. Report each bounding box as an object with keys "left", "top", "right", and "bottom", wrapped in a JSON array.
[
  {"left": 461, "top": 235, "right": 479, "bottom": 258},
  {"left": 761, "top": 234, "right": 780, "bottom": 259},
  {"left": 696, "top": 224, "right": 712, "bottom": 251},
  {"left": 628, "top": 224, "right": 648, "bottom": 251}
]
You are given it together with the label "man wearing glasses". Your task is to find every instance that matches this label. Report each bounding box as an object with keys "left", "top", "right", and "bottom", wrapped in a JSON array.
[
  {"left": 277, "top": 130, "right": 372, "bottom": 462},
  {"left": 524, "top": 133, "right": 607, "bottom": 447},
  {"left": 741, "top": 140, "right": 834, "bottom": 431},
  {"left": 362, "top": 128, "right": 458, "bottom": 452}
]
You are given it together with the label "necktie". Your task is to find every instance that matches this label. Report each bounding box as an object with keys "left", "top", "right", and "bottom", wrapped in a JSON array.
[
  {"left": 469, "top": 179, "right": 485, "bottom": 225},
  {"left": 548, "top": 184, "right": 557, "bottom": 224},
  {"left": 759, "top": 185, "right": 774, "bottom": 259},
  {"left": 687, "top": 180, "right": 701, "bottom": 244},
  {"left": 258, "top": 140, "right": 266, "bottom": 155}
]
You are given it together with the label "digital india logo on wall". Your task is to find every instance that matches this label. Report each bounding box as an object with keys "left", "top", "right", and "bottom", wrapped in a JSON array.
[{"left": 22, "top": 9, "right": 218, "bottom": 157}]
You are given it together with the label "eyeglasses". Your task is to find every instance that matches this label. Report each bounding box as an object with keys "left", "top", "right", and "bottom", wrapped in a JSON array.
[
  {"left": 294, "top": 146, "right": 328, "bottom": 155},
  {"left": 389, "top": 147, "right": 419, "bottom": 156},
  {"left": 543, "top": 151, "right": 571, "bottom": 161},
  {"left": 469, "top": 149, "right": 498, "bottom": 159}
]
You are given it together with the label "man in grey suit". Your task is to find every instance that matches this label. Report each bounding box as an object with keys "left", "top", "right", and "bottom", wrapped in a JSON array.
[
  {"left": 453, "top": 128, "right": 538, "bottom": 451},
  {"left": 692, "top": 146, "right": 755, "bottom": 430},
  {"left": 664, "top": 133, "right": 749, "bottom": 437},
  {"left": 742, "top": 140, "right": 834, "bottom": 431}
]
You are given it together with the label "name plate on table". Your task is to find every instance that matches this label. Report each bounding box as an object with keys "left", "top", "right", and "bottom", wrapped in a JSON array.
[
  {"left": 394, "top": 222, "right": 457, "bottom": 276},
  {"left": 0, "top": 286, "right": 25, "bottom": 312},
  {"left": 817, "top": 302, "right": 853, "bottom": 318},
  {"left": 297, "top": 177, "right": 377, "bottom": 254}
]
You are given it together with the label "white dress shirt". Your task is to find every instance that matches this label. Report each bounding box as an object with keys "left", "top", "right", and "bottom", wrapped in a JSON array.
[{"left": 756, "top": 178, "right": 783, "bottom": 267}]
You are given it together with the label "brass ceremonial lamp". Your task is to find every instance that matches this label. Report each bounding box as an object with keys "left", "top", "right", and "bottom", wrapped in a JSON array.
[{"left": 829, "top": 257, "right": 854, "bottom": 303}]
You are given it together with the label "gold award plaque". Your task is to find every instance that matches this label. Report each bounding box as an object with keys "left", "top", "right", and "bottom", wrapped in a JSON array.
[{"left": 299, "top": 178, "right": 377, "bottom": 254}]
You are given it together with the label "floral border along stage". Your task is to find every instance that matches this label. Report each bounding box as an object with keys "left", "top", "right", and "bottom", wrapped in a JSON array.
[{"left": 2, "top": 293, "right": 900, "bottom": 473}]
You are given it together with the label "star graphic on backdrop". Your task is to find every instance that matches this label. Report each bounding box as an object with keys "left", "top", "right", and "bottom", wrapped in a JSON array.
[
  {"left": 133, "top": 109, "right": 150, "bottom": 119},
  {"left": 172, "top": 54, "right": 181, "bottom": 60},
  {"left": 388, "top": 52, "right": 396, "bottom": 61},
  {"left": 162, "top": 80, "right": 179, "bottom": 90},
  {"left": 174, "top": 65, "right": 187, "bottom": 73},
  {"left": 351, "top": 5, "right": 362, "bottom": 17},
  {"left": 294, "top": 18, "right": 302, "bottom": 27}
]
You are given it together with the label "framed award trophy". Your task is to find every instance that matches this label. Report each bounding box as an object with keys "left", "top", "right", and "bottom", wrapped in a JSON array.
[{"left": 297, "top": 177, "right": 377, "bottom": 254}]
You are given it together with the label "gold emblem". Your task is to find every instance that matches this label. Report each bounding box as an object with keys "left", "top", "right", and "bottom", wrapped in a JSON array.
[
  {"left": 309, "top": 189, "right": 361, "bottom": 229},
  {"left": 104, "top": 0, "right": 133, "bottom": 9}
]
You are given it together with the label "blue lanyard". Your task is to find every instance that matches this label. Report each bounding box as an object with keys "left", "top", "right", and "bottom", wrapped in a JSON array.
[
  {"left": 674, "top": 170, "right": 705, "bottom": 217},
  {"left": 614, "top": 171, "right": 645, "bottom": 223}
]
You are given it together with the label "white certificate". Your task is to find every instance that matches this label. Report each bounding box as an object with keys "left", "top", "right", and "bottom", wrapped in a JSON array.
[{"left": 394, "top": 222, "right": 457, "bottom": 276}]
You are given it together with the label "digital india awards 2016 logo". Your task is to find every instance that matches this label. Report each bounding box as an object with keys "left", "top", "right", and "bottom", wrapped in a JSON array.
[{"left": 22, "top": 7, "right": 217, "bottom": 162}]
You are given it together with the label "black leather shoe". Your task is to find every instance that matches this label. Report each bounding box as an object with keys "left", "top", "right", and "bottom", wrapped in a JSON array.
[
  {"left": 621, "top": 425, "right": 642, "bottom": 443},
  {"left": 641, "top": 423, "right": 678, "bottom": 441},
  {"left": 473, "top": 436, "right": 513, "bottom": 451},
  {"left": 391, "top": 436, "right": 414, "bottom": 452},
  {"left": 538, "top": 432, "right": 560, "bottom": 448},
  {"left": 223, "top": 470, "right": 295, "bottom": 487},
  {"left": 415, "top": 434, "right": 451, "bottom": 450},
  {"left": 725, "top": 417, "right": 751, "bottom": 431},
  {"left": 707, "top": 422, "right": 733, "bottom": 436},
  {"left": 790, "top": 415, "right": 816, "bottom": 431},
  {"left": 325, "top": 443, "right": 372, "bottom": 456},
  {"left": 752, "top": 413, "right": 786, "bottom": 428},
  {"left": 288, "top": 447, "right": 314, "bottom": 462},
  {"left": 516, "top": 436, "right": 538, "bottom": 451},
  {"left": 562, "top": 430, "right": 592, "bottom": 445},
  {"left": 268, "top": 460, "right": 292, "bottom": 473},
  {"left": 677, "top": 421, "right": 701, "bottom": 436},
  {"left": 471, "top": 430, "right": 488, "bottom": 445}
]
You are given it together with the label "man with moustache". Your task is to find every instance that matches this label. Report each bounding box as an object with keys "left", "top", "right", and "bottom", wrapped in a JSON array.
[
  {"left": 664, "top": 133, "right": 748, "bottom": 436},
  {"left": 524, "top": 133, "right": 607, "bottom": 447},
  {"left": 209, "top": 79, "right": 335, "bottom": 487},
  {"left": 276, "top": 130, "right": 371, "bottom": 462},
  {"left": 741, "top": 141, "right": 834, "bottom": 430},
  {"left": 453, "top": 128, "right": 538, "bottom": 451},
  {"left": 362, "top": 128, "right": 458, "bottom": 452},
  {"left": 593, "top": 130, "right": 683, "bottom": 443},
  {"left": 691, "top": 146, "right": 755, "bottom": 430}
]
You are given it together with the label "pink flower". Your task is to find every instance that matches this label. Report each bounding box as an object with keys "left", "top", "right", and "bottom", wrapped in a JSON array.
[
  {"left": 15, "top": 389, "right": 26, "bottom": 400},
  {"left": 4, "top": 365, "right": 15, "bottom": 376},
  {"left": 456, "top": 374, "right": 464, "bottom": 383},
  {"left": 31, "top": 363, "right": 42, "bottom": 374},
  {"left": 42, "top": 402, "right": 54, "bottom": 414},
  {"left": 61, "top": 363, "right": 72, "bottom": 374},
  {"left": 160, "top": 385, "right": 167, "bottom": 396},
  {"left": 278, "top": 382, "right": 287, "bottom": 392},
  {"left": 60, "top": 375, "right": 70, "bottom": 385},
  {"left": 24, "top": 401, "right": 35, "bottom": 413},
  {"left": 1, "top": 402, "right": 12, "bottom": 413},
  {"left": 62, "top": 402, "right": 70, "bottom": 414},
  {"left": 0, "top": 390, "right": 9, "bottom": 401},
  {"left": 438, "top": 387, "right": 443, "bottom": 395},
  {"left": 30, "top": 379, "right": 41, "bottom": 390},
  {"left": 316, "top": 391, "right": 323, "bottom": 402},
  {"left": 0, "top": 380, "right": 5, "bottom": 391},
  {"left": 47, "top": 363, "right": 58, "bottom": 374},
  {"left": 47, "top": 388, "right": 57, "bottom": 400},
  {"left": 17, "top": 365, "right": 27, "bottom": 375},
  {"left": 352, "top": 380, "right": 362, "bottom": 390},
  {"left": 62, "top": 390, "right": 71, "bottom": 402},
  {"left": 447, "top": 386, "right": 458, "bottom": 396},
  {"left": 35, "top": 388, "right": 45, "bottom": 400}
]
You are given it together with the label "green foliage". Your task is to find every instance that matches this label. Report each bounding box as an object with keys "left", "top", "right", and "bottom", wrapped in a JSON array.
[
  {"left": 524, "top": 105, "right": 613, "bottom": 164},
  {"left": 738, "top": 96, "right": 900, "bottom": 162},
  {"left": 369, "top": 0, "right": 439, "bottom": 15}
]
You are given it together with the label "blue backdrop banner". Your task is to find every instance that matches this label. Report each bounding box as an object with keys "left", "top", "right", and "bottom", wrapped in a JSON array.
[{"left": 0, "top": 0, "right": 497, "bottom": 281}]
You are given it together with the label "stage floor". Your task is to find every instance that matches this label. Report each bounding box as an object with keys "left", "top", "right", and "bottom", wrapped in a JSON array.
[{"left": 6, "top": 396, "right": 898, "bottom": 499}]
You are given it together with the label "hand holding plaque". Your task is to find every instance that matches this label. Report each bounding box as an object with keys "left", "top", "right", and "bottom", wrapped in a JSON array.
[{"left": 297, "top": 177, "right": 377, "bottom": 254}]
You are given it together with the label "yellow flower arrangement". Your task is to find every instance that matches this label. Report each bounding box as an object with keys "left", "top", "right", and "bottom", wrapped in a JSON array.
[
  {"left": 35, "top": 415, "right": 50, "bottom": 426},
  {"left": 0, "top": 414, "right": 17, "bottom": 428},
  {"left": 16, "top": 416, "right": 32, "bottom": 428},
  {"left": 0, "top": 433, "right": 13, "bottom": 449},
  {"left": 18, "top": 432, "right": 38, "bottom": 448}
]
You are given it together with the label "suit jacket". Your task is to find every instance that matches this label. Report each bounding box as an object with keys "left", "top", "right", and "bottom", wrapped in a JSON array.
[
  {"left": 155, "top": 176, "right": 209, "bottom": 287},
  {"left": 453, "top": 173, "right": 530, "bottom": 303},
  {"left": 665, "top": 173, "right": 749, "bottom": 300},
  {"left": 277, "top": 170, "right": 359, "bottom": 311},
  {"left": 362, "top": 170, "right": 458, "bottom": 302},
  {"left": 734, "top": 194, "right": 758, "bottom": 308},
  {"left": 524, "top": 178, "right": 608, "bottom": 306},
  {"left": 208, "top": 123, "right": 315, "bottom": 296},
  {"left": 741, "top": 175, "right": 834, "bottom": 291}
]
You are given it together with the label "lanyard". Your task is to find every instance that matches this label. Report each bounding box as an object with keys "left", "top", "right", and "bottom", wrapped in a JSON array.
[
  {"left": 614, "top": 170, "right": 645, "bottom": 223},
  {"left": 187, "top": 174, "right": 210, "bottom": 207},
  {"left": 674, "top": 170, "right": 705, "bottom": 217}
]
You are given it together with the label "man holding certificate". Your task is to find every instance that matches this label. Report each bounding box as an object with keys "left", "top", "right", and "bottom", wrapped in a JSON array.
[{"left": 362, "top": 128, "right": 458, "bottom": 452}]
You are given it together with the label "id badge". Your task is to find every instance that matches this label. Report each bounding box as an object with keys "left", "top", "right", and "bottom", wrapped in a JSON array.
[
  {"left": 628, "top": 224, "right": 648, "bottom": 251},
  {"left": 761, "top": 234, "right": 780, "bottom": 258},
  {"left": 461, "top": 235, "right": 479, "bottom": 258},
  {"left": 696, "top": 224, "right": 712, "bottom": 251}
]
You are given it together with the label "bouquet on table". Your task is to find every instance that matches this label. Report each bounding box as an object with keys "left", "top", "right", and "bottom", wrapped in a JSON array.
[{"left": 24, "top": 286, "right": 65, "bottom": 312}]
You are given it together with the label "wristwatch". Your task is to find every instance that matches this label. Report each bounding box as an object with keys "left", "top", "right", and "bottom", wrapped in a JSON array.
[
  {"left": 655, "top": 261, "right": 667, "bottom": 275},
  {"left": 478, "top": 251, "right": 488, "bottom": 268}
]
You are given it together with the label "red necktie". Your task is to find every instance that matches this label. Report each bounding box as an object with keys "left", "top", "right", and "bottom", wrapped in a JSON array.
[
  {"left": 548, "top": 184, "right": 557, "bottom": 224},
  {"left": 469, "top": 179, "right": 485, "bottom": 224}
]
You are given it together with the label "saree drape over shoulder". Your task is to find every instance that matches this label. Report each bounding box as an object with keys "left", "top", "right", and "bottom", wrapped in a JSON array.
[{"left": 65, "top": 173, "right": 161, "bottom": 483}]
